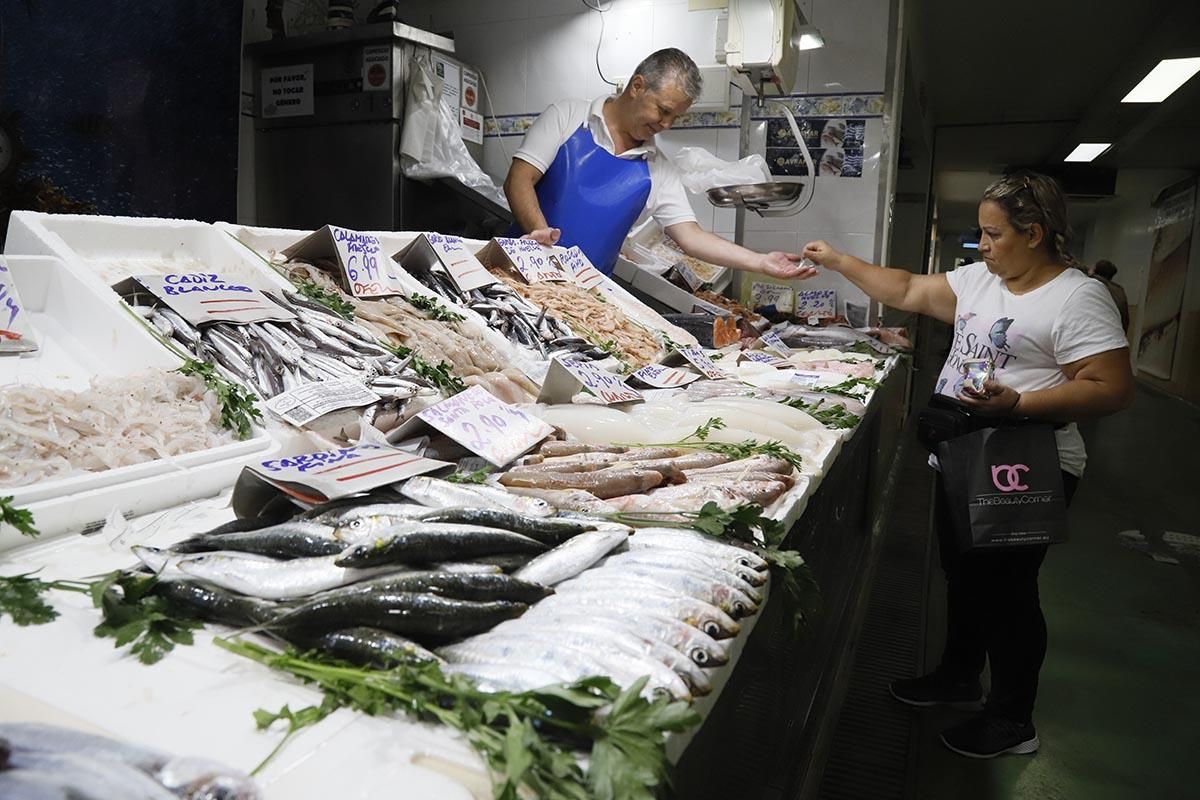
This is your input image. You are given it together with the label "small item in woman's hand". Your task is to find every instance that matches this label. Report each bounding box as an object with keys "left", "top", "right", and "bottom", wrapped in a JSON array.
[{"left": 961, "top": 358, "right": 994, "bottom": 395}]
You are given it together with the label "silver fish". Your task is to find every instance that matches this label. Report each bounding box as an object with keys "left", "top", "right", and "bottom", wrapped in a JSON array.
[
  {"left": 175, "top": 551, "right": 400, "bottom": 600},
  {"left": 401, "top": 476, "right": 555, "bottom": 517},
  {"left": 514, "top": 528, "right": 628, "bottom": 586}
]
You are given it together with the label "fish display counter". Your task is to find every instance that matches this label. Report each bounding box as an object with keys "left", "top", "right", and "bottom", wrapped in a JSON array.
[{"left": 1, "top": 211, "right": 910, "bottom": 800}]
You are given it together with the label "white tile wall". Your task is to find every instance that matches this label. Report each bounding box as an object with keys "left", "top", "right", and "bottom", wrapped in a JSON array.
[{"left": 807, "top": 0, "right": 889, "bottom": 93}]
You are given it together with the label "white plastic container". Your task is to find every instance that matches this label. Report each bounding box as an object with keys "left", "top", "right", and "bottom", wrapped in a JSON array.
[{"left": 0, "top": 255, "right": 277, "bottom": 550}]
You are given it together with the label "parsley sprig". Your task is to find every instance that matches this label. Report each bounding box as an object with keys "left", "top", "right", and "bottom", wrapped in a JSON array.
[
  {"left": 217, "top": 639, "right": 698, "bottom": 799},
  {"left": 445, "top": 467, "right": 493, "bottom": 484},
  {"left": 294, "top": 278, "right": 356, "bottom": 320},
  {"left": 0, "top": 572, "right": 89, "bottom": 626},
  {"left": 407, "top": 293, "right": 466, "bottom": 323},
  {"left": 821, "top": 376, "right": 880, "bottom": 399},
  {"left": 384, "top": 344, "right": 466, "bottom": 396},
  {"left": 1, "top": 496, "right": 38, "bottom": 538},
  {"left": 781, "top": 397, "right": 861, "bottom": 430},
  {"left": 617, "top": 417, "right": 804, "bottom": 471},
  {"left": 176, "top": 358, "right": 263, "bottom": 439},
  {"left": 90, "top": 572, "right": 204, "bottom": 665}
]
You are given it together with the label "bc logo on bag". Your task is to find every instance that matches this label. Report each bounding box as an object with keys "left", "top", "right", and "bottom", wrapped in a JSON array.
[{"left": 990, "top": 463, "right": 1029, "bottom": 492}]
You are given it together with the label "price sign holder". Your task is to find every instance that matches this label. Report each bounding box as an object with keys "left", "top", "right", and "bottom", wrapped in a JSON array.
[
  {"left": 395, "top": 385, "right": 554, "bottom": 467},
  {"left": 738, "top": 350, "right": 787, "bottom": 367},
  {"left": 628, "top": 362, "right": 701, "bottom": 389},
  {"left": 282, "top": 225, "right": 407, "bottom": 299},
  {"left": 395, "top": 233, "right": 497, "bottom": 293},
  {"left": 232, "top": 443, "right": 450, "bottom": 514},
  {"left": 120, "top": 273, "right": 297, "bottom": 327},
  {"left": 480, "top": 238, "right": 568, "bottom": 284},
  {"left": 665, "top": 345, "right": 731, "bottom": 380},
  {"left": 789, "top": 370, "right": 824, "bottom": 389},
  {"left": 0, "top": 257, "right": 39, "bottom": 354},
  {"left": 538, "top": 356, "right": 644, "bottom": 405},
  {"left": 758, "top": 329, "right": 793, "bottom": 358},
  {"left": 266, "top": 377, "right": 382, "bottom": 427}
]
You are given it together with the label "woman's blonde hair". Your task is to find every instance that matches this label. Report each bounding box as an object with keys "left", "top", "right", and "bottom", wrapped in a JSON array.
[{"left": 981, "top": 171, "right": 1081, "bottom": 268}]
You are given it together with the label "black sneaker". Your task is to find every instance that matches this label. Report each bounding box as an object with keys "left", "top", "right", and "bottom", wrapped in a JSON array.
[
  {"left": 940, "top": 714, "right": 1039, "bottom": 758},
  {"left": 889, "top": 672, "right": 984, "bottom": 709}
]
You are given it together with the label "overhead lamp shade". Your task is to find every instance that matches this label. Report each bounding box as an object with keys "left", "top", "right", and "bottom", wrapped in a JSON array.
[{"left": 794, "top": 25, "right": 825, "bottom": 51}]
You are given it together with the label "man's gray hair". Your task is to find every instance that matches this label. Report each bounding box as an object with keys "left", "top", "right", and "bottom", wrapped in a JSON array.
[{"left": 632, "top": 48, "right": 702, "bottom": 100}]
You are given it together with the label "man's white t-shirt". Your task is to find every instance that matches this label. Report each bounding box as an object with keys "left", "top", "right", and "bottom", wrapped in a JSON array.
[
  {"left": 935, "top": 262, "right": 1128, "bottom": 476},
  {"left": 513, "top": 96, "right": 697, "bottom": 232}
]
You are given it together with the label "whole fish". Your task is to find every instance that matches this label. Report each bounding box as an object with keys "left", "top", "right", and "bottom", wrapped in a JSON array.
[
  {"left": 683, "top": 454, "right": 795, "bottom": 476},
  {"left": 627, "top": 528, "right": 771, "bottom": 572},
  {"left": 514, "top": 528, "right": 629, "bottom": 586},
  {"left": 310, "top": 502, "right": 434, "bottom": 527},
  {"left": 501, "top": 486, "right": 618, "bottom": 514},
  {"left": 535, "top": 588, "right": 739, "bottom": 639},
  {"left": 174, "top": 552, "right": 400, "bottom": 601},
  {"left": 4, "top": 750, "right": 179, "bottom": 800},
  {"left": 442, "top": 662, "right": 562, "bottom": 694},
  {"left": 537, "top": 441, "right": 627, "bottom": 458},
  {"left": 520, "top": 608, "right": 730, "bottom": 668},
  {"left": 601, "top": 550, "right": 765, "bottom": 599},
  {"left": 401, "top": 476, "right": 555, "bottom": 517},
  {"left": 498, "top": 467, "right": 664, "bottom": 499},
  {"left": 416, "top": 506, "right": 597, "bottom": 544},
  {"left": 270, "top": 591, "right": 527, "bottom": 640},
  {"left": 309, "top": 570, "right": 552, "bottom": 604},
  {"left": 150, "top": 579, "right": 279, "bottom": 629},
  {"left": 279, "top": 627, "right": 442, "bottom": 668},
  {"left": 169, "top": 521, "right": 350, "bottom": 559},
  {"left": 334, "top": 524, "right": 548, "bottom": 568},
  {"left": 561, "top": 567, "right": 758, "bottom": 618}
]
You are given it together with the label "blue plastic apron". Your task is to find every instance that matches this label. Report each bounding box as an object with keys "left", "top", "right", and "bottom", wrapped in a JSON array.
[{"left": 523, "top": 124, "right": 652, "bottom": 275}]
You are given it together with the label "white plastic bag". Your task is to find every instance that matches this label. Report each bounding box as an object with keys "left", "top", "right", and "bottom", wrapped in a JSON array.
[
  {"left": 400, "top": 55, "right": 509, "bottom": 209},
  {"left": 673, "top": 147, "right": 771, "bottom": 193}
]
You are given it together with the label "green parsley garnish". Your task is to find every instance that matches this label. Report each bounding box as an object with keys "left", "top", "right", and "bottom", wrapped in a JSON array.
[
  {"left": 90, "top": 571, "right": 204, "bottom": 665},
  {"left": 445, "top": 467, "right": 493, "bottom": 484},
  {"left": 406, "top": 293, "right": 466, "bottom": 323},
  {"left": 781, "top": 397, "right": 860, "bottom": 430},
  {"left": 821, "top": 376, "right": 880, "bottom": 398},
  {"left": 384, "top": 344, "right": 466, "bottom": 396},
  {"left": 176, "top": 358, "right": 262, "bottom": 439},
  {"left": 616, "top": 417, "right": 804, "bottom": 471},
  {"left": 1, "top": 496, "right": 38, "bottom": 538}
]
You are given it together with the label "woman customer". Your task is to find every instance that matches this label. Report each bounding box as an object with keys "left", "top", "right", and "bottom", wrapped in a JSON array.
[{"left": 801, "top": 171, "right": 1134, "bottom": 758}]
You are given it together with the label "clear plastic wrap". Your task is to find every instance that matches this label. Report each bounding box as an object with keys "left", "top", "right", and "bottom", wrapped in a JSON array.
[{"left": 673, "top": 147, "right": 771, "bottom": 194}]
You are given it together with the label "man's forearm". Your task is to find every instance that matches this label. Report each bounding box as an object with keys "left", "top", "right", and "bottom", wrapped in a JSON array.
[
  {"left": 504, "top": 172, "right": 549, "bottom": 233},
  {"left": 667, "top": 225, "right": 759, "bottom": 271}
]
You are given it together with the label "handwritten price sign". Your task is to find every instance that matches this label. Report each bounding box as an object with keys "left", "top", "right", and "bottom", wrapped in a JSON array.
[
  {"left": 739, "top": 350, "right": 787, "bottom": 366},
  {"left": 425, "top": 233, "right": 496, "bottom": 292},
  {"left": 759, "top": 329, "right": 792, "bottom": 357},
  {"left": 331, "top": 225, "right": 406, "bottom": 298},
  {"left": 559, "top": 246, "right": 612, "bottom": 294},
  {"left": 418, "top": 385, "right": 553, "bottom": 466},
  {"left": 795, "top": 288, "right": 837, "bottom": 319},
  {"left": 548, "top": 357, "right": 644, "bottom": 404},
  {"left": 246, "top": 443, "right": 449, "bottom": 503},
  {"left": 630, "top": 363, "right": 700, "bottom": 389},
  {"left": 674, "top": 345, "right": 730, "bottom": 380},
  {"left": 494, "top": 238, "right": 568, "bottom": 283},
  {"left": 136, "top": 273, "right": 296, "bottom": 326}
]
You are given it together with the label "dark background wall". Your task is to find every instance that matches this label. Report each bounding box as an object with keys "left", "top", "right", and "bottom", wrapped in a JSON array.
[{"left": 0, "top": 1, "right": 242, "bottom": 243}]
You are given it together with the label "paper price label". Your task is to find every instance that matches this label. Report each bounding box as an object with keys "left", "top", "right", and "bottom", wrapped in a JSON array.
[
  {"left": 673, "top": 260, "right": 704, "bottom": 291},
  {"left": 135, "top": 273, "right": 296, "bottom": 326},
  {"left": 692, "top": 298, "right": 729, "bottom": 317},
  {"left": 739, "top": 350, "right": 786, "bottom": 366},
  {"left": 0, "top": 258, "right": 38, "bottom": 354},
  {"left": 795, "top": 288, "right": 837, "bottom": 318},
  {"left": 559, "top": 246, "right": 609, "bottom": 292},
  {"left": 418, "top": 385, "right": 554, "bottom": 466},
  {"left": 674, "top": 345, "right": 730, "bottom": 380},
  {"left": 248, "top": 443, "right": 449, "bottom": 503},
  {"left": 789, "top": 370, "right": 824, "bottom": 388},
  {"left": 750, "top": 280, "right": 794, "bottom": 313},
  {"left": 630, "top": 363, "right": 700, "bottom": 388},
  {"left": 539, "top": 357, "right": 643, "bottom": 404},
  {"left": 426, "top": 233, "right": 496, "bottom": 292},
  {"left": 266, "top": 378, "right": 381, "bottom": 427},
  {"left": 495, "top": 238, "right": 568, "bottom": 283},
  {"left": 331, "top": 226, "right": 406, "bottom": 298},
  {"left": 759, "top": 330, "right": 792, "bottom": 357}
]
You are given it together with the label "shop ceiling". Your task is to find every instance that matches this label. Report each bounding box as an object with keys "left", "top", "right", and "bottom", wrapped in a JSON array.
[{"left": 909, "top": 0, "right": 1200, "bottom": 234}]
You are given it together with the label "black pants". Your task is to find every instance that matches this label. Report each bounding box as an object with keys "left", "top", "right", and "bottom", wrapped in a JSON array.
[{"left": 934, "top": 471, "right": 1079, "bottom": 724}]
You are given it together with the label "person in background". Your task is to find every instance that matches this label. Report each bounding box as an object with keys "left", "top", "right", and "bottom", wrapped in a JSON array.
[
  {"left": 503, "top": 48, "right": 813, "bottom": 280},
  {"left": 800, "top": 171, "right": 1134, "bottom": 759},
  {"left": 1090, "top": 259, "right": 1131, "bottom": 333}
]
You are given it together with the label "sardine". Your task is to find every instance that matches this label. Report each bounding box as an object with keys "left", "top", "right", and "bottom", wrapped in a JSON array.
[
  {"left": 309, "top": 570, "right": 551, "bottom": 604},
  {"left": 174, "top": 552, "right": 400, "bottom": 601},
  {"left": 441, "top": 662, "right": 562, "bottom": 693},
  {"left": 627, "top": 528, "right": 771, "bottom": 572},
  {"left": 334, "top": 525, "right": 547, "bottom": 568},
  {"left": 169, "top": 521, "right": 351, "bottom": 559},
  {"left": 535, "top": 588, "right": 740, "bottom": 639},
  {"left": 520, "top": 608, "right": 729, "bottom": 667},
  {"left": 279, "top": 627, "right": 442, "bottom": 668},
  {"left": 514, "top": 528, "right": 628, "bottom": 586},
  {"left": 561, "top": 567, "right": 758, "bottom": 618},
  {"left": 270, "top": 591, "right": 527, "bottom": 640},
  {"left": 415, "top": 506, "right": 597, "bottom": 544},
  {"left": 150, "top": 579, "right": 278, "bottom": 629}
]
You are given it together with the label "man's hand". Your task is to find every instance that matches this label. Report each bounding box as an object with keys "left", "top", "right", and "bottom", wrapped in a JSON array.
[
  {"left": 801, "top": 240, "right": 846, "bottom": 271},
  {"left": 757, "top": 251, "right": 818, "bottom": 280},
  {"left": 522, "top": 227, "right": 561, "bottom": 246}
]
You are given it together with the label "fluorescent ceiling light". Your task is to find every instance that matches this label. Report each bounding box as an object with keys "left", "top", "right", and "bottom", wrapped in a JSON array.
[
  {"left": 1064, "top": 142, "right": 1112, "bottom": 162},
  {"left": 1122, "top": 57, "right": 1200, "bottom": 103},
  {"left": 794, "top": 26, "right": 825, "bottom": 51},
  {"left": 961, "top": 242, "right": 979, "bottom": 250}
]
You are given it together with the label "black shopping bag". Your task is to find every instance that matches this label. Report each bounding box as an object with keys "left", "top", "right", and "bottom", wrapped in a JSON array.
[{"left": 937, "top": 424, "right": 1068, "bottom": 552}]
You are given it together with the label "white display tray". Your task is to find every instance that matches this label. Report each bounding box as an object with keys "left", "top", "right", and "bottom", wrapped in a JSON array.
[
  {"left": 0, "top": 254, "right": 277, "bottom": 549},
  {"left": 5, "top": 211, "right": 293, "bottom": 293}
]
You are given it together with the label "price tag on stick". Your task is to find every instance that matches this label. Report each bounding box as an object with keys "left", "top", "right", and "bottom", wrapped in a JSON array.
[
  {"left": 759, "top": 329, "right": 792, "bottom": 358},
  {"left": 266, "top": 378, "right": 381, "bottom": 427},
  {"left": 484, "top": 238, "right": 568, "bottom": 283},
  {"left": 0, "top": 257, "right": 39, "bottom": 354},
  {"left": 629, "top": 363, "right": 701, "bottom": 388},
  {"left": 417, "top": 385, "right": 554, "bottom": 466}
]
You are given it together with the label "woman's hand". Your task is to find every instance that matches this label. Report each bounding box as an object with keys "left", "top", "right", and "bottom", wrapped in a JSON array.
[
  {"left": 801, "top": 240, "right": 846, "bottom": 271},
  {"left": 756, "top": 251, "right": 819, "bottom": 280},
  {"left": 958, "top": 379, "right": 1021, "bottom": 417}
]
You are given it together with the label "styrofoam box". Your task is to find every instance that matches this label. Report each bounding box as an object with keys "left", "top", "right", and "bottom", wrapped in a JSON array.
[
  {"left": 5, "top": 211, "right": 293, "bottom": 293},
  {"left": 0, "top": 255, "right": 277, "bottom": 550}
]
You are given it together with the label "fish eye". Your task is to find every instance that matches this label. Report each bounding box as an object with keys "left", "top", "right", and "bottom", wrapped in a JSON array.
[
  {"left": 692, "top": 649, "right": 709, "bottom": 666},
  {"left": 703, "top": 621, "right": 721, "bottom": 637}
]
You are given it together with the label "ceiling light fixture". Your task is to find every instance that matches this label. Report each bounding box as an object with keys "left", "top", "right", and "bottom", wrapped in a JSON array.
[
  {"left": 1064, "top": 142, "right": 1112, "bottom": 162},
  {"left": 794, "top": 25, "right": 825, "bottom": 51},
  {"left": 1121, "top": 57, "right": 1200, "bottom": 103}
]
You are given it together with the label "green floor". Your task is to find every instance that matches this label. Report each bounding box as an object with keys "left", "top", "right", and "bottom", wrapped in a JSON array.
[{"left": 909, "top": 384, "right": 1200, "bottom": 800}]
